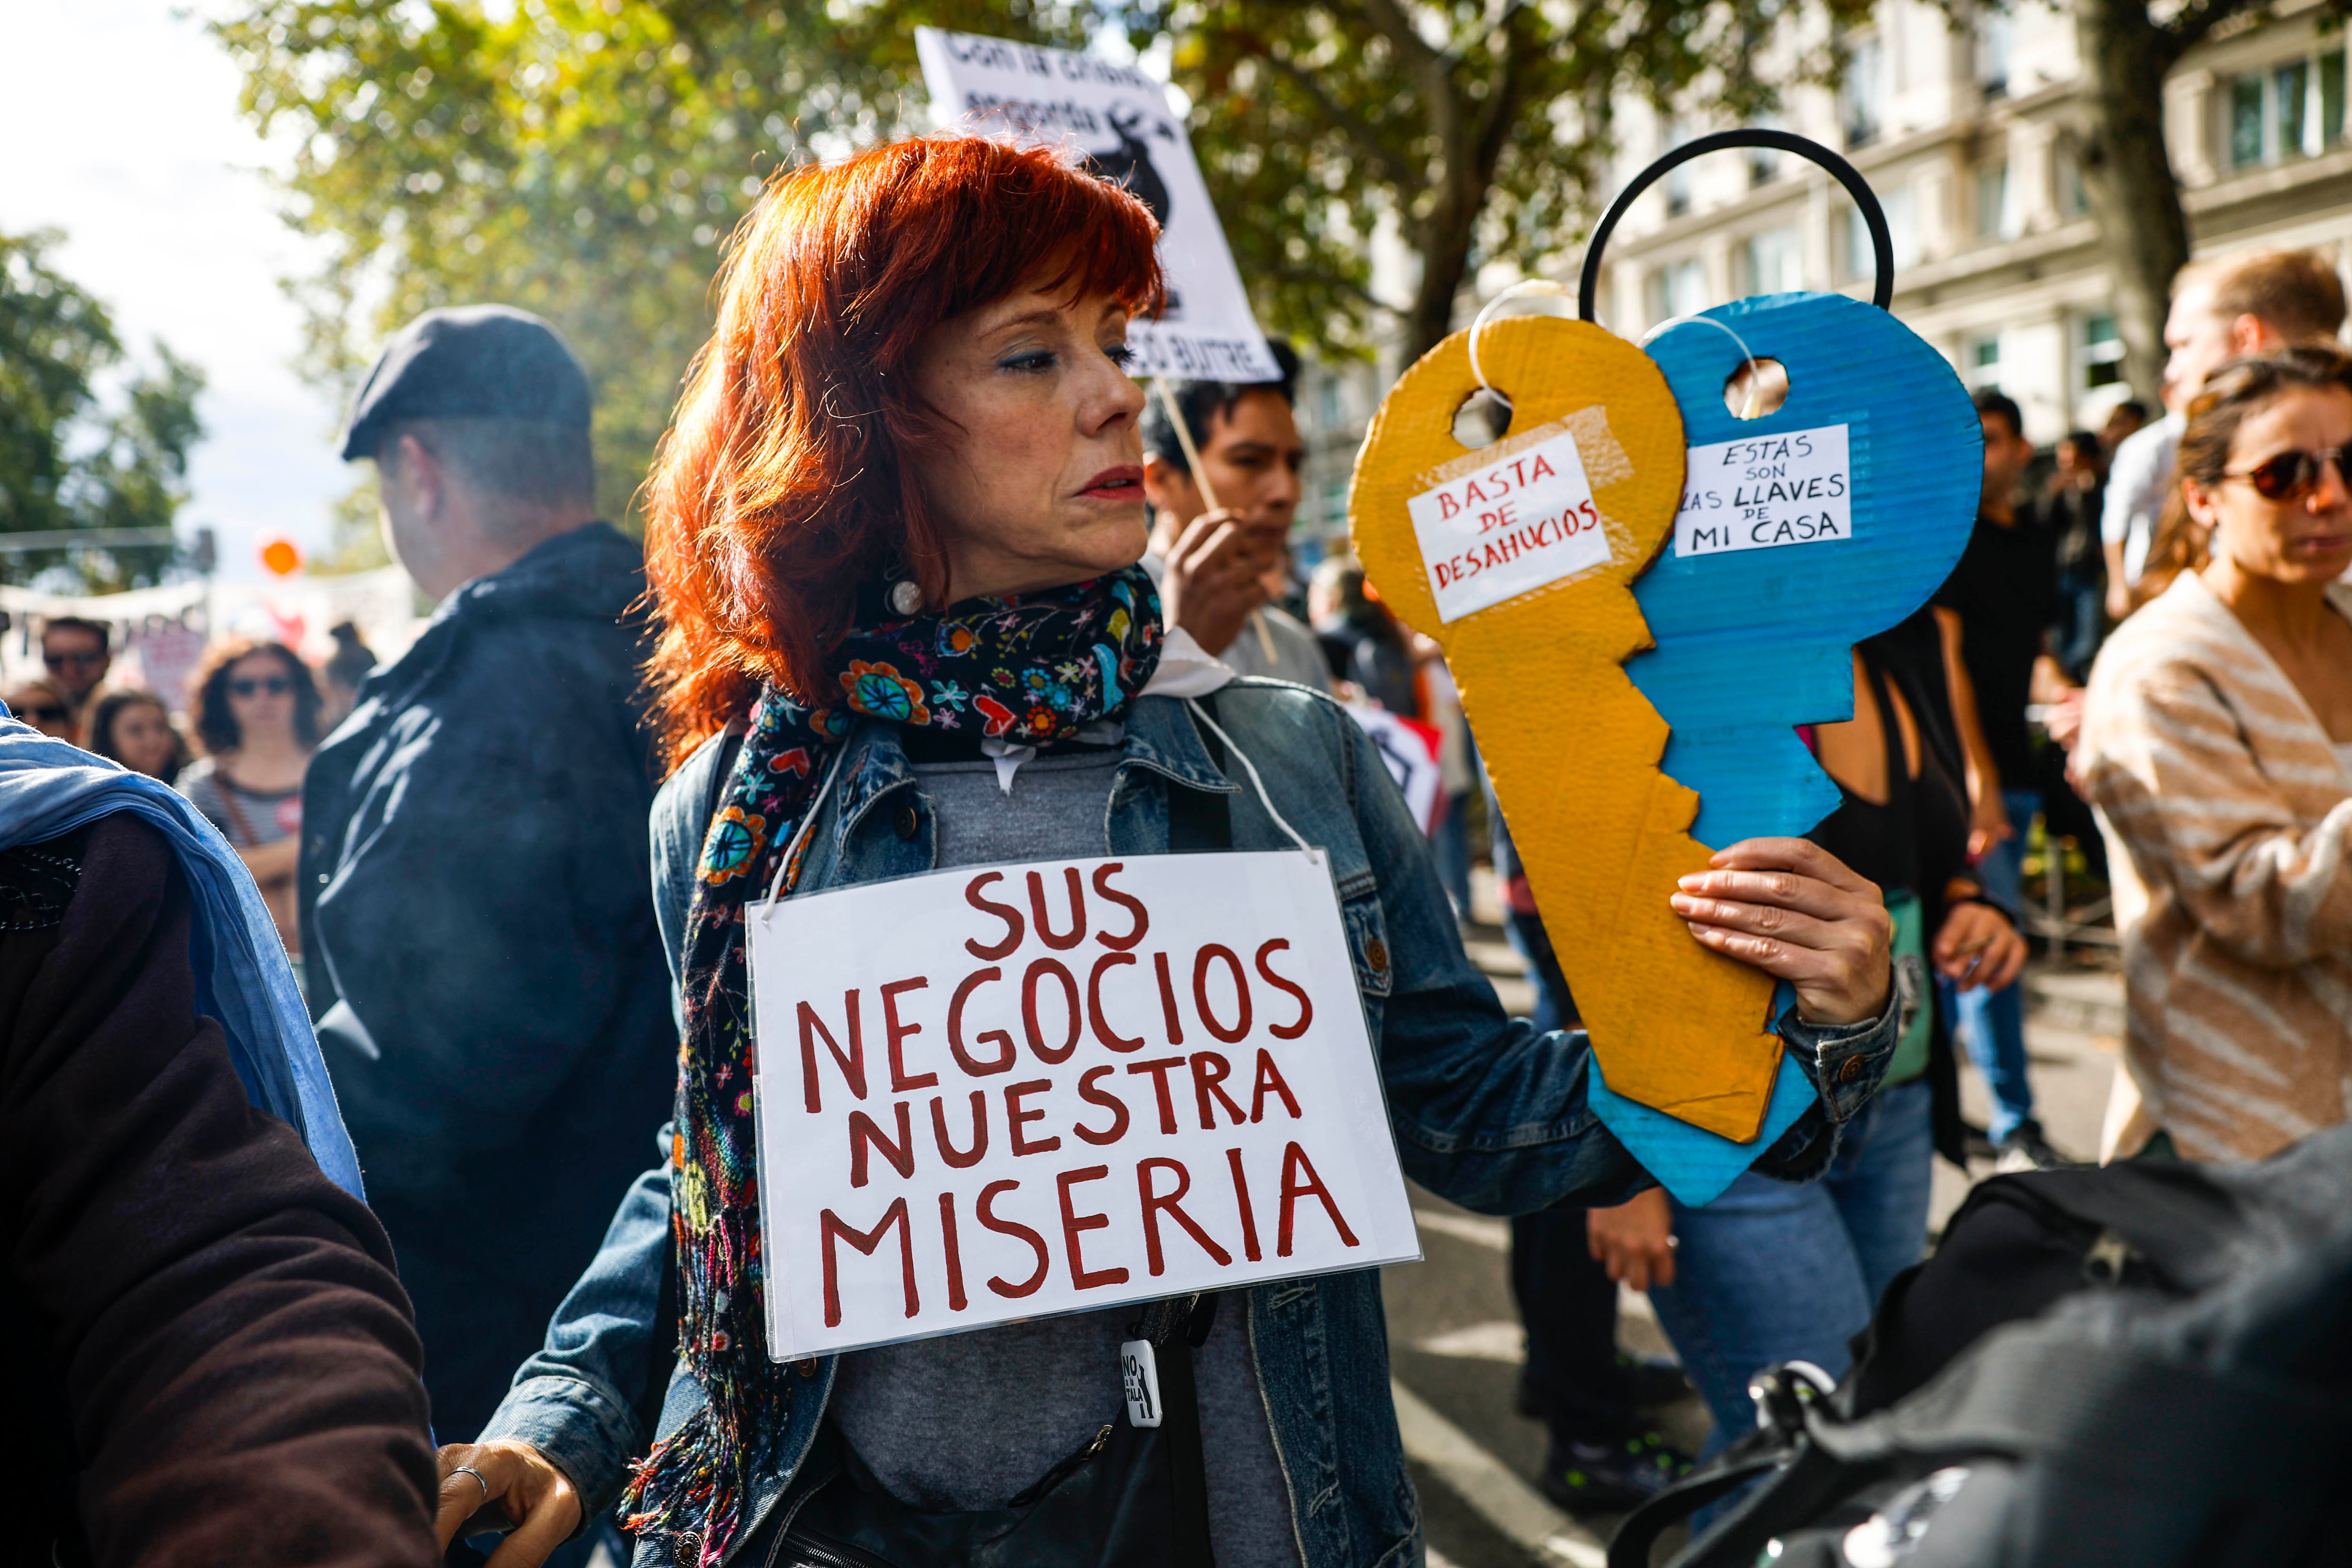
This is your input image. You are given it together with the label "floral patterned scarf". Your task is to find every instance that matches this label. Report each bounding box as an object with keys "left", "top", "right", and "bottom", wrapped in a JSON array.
[{"left": 620, "top": 567, "right": 1164, "bottom": 1560}]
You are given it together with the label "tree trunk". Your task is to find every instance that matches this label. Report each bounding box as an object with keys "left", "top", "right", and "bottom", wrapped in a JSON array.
[{"left": 2071, "top": 0, "right": 2192, "bottom": 408}]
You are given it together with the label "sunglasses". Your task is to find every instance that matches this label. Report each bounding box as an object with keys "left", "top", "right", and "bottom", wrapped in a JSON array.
[
  {"left": 17, "top": 704, "right": 68, "bottom": 724},
  {"left": 44, "top": 650, "right": 104, "bottom": 669},
  {"left": 2224, "top": 444, "right": 2352, "bottom": 503},
  {"left": 230, "top": 676, "right": 294, "bottom": 697}
]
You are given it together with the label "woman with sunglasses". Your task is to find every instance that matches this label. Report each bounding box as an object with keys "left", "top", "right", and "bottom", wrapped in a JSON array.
[
  {"left": 179, "top": 638, "right": 324, "bottom": 957},
  {"left": 2078, "top": 343, "right": 2352, "bottom": 1163},
  {"left": 3, "top": 678, "right": 77, "bottom": 740}
]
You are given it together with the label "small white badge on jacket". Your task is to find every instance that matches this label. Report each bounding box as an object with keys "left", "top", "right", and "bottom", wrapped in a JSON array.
[{"left": 1121, "top": 1339, "right": 1162, "bottom": 1428}]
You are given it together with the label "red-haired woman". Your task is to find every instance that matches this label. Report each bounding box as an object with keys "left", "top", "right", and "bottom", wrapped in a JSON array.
[{"left": 431, "top": 137, "right": 1899, "bottom": 1568}]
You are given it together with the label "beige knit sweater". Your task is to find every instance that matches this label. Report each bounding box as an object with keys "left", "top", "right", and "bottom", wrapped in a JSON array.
[{"left": 2079, "top": 572, "right": 2352, "bottom": 1163}]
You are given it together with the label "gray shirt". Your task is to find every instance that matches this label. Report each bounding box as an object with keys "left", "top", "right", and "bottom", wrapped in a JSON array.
[
  {"left": 826, "top": 748, "right": 1303, "bottom": 1568},
  {"left": 1141, "top": 550, "right": 1334, "bottom": 693},
  {"left": 2100, "top": 412, "right": 2184, "bottom": 588}
]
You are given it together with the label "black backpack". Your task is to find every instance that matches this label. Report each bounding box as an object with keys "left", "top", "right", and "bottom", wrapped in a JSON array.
[{"left": 1610, "top": 1124, "right": 2352, "bottom": 1568}]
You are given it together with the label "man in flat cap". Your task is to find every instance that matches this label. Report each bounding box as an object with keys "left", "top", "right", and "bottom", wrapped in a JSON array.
[{"left": 299, "top": 307, "right": 675, "bottom": 1466}]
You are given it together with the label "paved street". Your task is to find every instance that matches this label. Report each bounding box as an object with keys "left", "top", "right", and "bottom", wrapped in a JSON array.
[{"left": 1386, "top": 893, "right": 2125, "bottom": 1568}]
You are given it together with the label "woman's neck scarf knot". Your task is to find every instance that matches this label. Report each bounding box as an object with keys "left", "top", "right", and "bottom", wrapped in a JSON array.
[{"left": 620, "top": 566, "right": 1164, "bottom": 1558}]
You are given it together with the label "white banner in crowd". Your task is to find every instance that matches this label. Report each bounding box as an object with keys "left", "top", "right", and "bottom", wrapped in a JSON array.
[
  {"left": 1343, "top": 703, "right": 1445, "bottom": 833},
  {"left": 0, "top": 567, "right": 422, "bottom": 709},
  {"left": 749, "top": 850, "right": 1419, "bottom": 1360},
  {"left": 915, "top": 27, "right": 1281, "bottom": 384}
]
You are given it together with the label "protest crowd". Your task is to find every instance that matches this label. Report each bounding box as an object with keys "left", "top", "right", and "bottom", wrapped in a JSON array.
[{"left": 6, "top": 33, "right": 2352, "bottom": 1568}]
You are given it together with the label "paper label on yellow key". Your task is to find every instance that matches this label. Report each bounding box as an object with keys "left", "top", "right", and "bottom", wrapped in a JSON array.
[
  {"left": 1407, "top": 427, "right": 1608, "bottom": 622},
  {"left": 1673, "top": 422, "right": 1851, "bottom": 557}
]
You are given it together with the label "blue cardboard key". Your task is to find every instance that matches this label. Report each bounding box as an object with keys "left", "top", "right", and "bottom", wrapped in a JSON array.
[{"left": 1575, "top": 131, "right": 1980, "bottom": 1203}]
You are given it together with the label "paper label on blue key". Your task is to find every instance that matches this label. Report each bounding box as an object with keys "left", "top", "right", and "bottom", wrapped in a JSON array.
[{"left": 1675, "top": 423, "right": 1851, "bottom": 557}]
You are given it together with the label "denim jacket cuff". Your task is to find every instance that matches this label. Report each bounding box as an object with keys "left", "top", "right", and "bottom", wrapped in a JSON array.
[
  {"left": 1776, "top": 980, "right": 1901, "bottom": 1124},
  {"left": 478, "top": 1372, "right": 640, "bottom": 1522}
]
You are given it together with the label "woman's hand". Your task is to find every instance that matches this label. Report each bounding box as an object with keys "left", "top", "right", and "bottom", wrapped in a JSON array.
[
  {"left": 1669, "top": 838, "right": 1893, "bottom": 1027},
  {"left": 434, "top": 1441, "right": 582, "bottom": 1568},
  {"left": 1931, "top": 902, "right": 2028, "bottom": 993},
  {"left": 1587, "top": 1189, "right": 1676, "bottom": 1291}
]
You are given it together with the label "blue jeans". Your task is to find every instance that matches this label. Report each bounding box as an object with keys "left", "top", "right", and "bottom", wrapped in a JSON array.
[
  {"left": 1942, "top": 787, "right": 2039, "bottom": 1143},
  {"left": 1648, "top": 1080, "right": 1935, "bottom": 1456}
]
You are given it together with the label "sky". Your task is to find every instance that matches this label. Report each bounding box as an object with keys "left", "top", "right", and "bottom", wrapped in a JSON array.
[{"left": 2, "top": 0, "right": 350, "bottom": 586}]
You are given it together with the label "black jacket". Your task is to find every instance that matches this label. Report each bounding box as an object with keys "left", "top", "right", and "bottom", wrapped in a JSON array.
[
  {"left": 298, "top": 521, "right": 675, "bottom": 1439},
  {"left": 2, "top": 817, "right": 437, "bottom": 1568}
]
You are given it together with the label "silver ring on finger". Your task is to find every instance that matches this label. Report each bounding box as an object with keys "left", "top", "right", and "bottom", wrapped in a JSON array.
[{"left": 449, "top": 1464, "right": 491, "bottom": 1500}]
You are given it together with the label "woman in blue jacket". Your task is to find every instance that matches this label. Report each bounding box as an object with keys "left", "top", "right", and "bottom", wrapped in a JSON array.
[{"left": 429, "top": 136, "right": 1900, "bottom": 1568}]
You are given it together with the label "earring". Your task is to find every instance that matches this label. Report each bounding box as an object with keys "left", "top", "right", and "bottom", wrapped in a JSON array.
[{"left": 889, "top": 580, "right": 923, "bottom": 617}]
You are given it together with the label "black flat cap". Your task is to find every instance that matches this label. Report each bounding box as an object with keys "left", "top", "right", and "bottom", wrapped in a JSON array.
[{"left": 339, "top": 304, "right": 591, "bottom": 461}]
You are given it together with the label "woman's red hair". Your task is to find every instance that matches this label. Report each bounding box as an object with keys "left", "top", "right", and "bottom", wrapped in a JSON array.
[{"left": 643, "top": 136, "right": 1166, "bottom": 769}]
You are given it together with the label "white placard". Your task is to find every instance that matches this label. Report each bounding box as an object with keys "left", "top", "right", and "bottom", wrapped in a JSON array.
[
  {"left": 1406, "top": 428, "right": 1609, "bottom": 622},
  {"left": 916, "top": 28, "right": 1280, "bottom": 383},
  {"left": 1343, "top": 704, "right": 1444, "bottom": 834},
  {"left": 1674, "top": 423, "right": 1852, "bottom": 557},
  {"left": 747, "top": 851, "right": 1421, "bottom": 1360}
]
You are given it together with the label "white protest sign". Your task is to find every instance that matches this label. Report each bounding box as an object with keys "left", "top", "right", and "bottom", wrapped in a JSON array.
[
  {"left": 748, "top": 851, "right": 1420, "bottom": 1360},
  {"left": 1406, "top": 426, "right": 1610, "bottom": 622},
  {"left": 915, "top": 28, "right": 1280, "bottom": 383},
  {"left": 1344, "top": 704, "right": 1444, "bottom": 834},
  {"left": 1673, "top": 423, "right": 1852, "bottom": 557}
]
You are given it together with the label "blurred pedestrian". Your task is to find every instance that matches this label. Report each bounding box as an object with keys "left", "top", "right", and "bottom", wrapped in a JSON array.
[
  {"left": 39, "top": 614, "right": 111, "bottom": 738},
  {"left": 2102, "top": 251, "right": 2347, "bottom": 621},
  {"left": 180, "top": 638, "right": 319, "bottom": 957},
  {"left": 2046, "top": 430, "right": 2108, "bottom": 681},
  {"left": 2078, "top": 345, "right": 2352, "bottom": 1163},
  {"left": 4, "top": 677, "right": 76, "bottom": 740},
  {"left": 3, "top": 703, "right": 436, "bottom": 1567},
  {"left": 2099, "top": 398, "right": 2148, "bottom": 457},
  {"left": 302, "top": 304, "right": 671, "bottom": 1464},
  {"left": 87, "top": 688, "right": 187, "bottom": 783},
  {"left": 1930, "top": 388, "right": 2068, "bottom": 1171},
  {"left": 1309, "top": 556, "right": 1418, "bottom": 714},
  {"left": 1140, "top": 342, "right": 1332, "bottom": 690},
  {"left": 319, "top": 619, "right": 378, "bottom": 732}
]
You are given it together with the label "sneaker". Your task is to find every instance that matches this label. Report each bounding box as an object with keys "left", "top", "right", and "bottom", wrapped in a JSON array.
[
  {"left": 1617, "top": 1352, "right": 1694, "bottom": 1408},
  {"left": 1994, "top": 1122, "right": 2071, "bottom": 1173},
  {"left": 1536, "top": 1431, "right": 1695, "bottom": 1515}
]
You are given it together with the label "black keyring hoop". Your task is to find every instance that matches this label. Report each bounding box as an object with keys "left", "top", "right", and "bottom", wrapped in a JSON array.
[{"left": 1576, "top": 129, "right": 1893, "bottom": 322}]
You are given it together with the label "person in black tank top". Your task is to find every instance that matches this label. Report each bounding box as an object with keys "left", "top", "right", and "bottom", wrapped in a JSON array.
[{"left": 1586, "top": 609, "right": 2026, "bottom": 1462}]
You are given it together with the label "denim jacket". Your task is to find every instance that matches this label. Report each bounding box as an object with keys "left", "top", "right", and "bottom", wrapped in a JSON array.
[{"left": 481, "top": 680, "right": 1898, "bottom": 1568}]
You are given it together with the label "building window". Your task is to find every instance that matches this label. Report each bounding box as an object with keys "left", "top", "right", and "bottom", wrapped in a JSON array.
[
  {"left": 2325, "top": 49, "right": 2347, "bottom": 146},
  {"left": 1843, "top": 36, "right": 1884, "bottom": 148},
  {"left": 1976, "top": 162, "right": 2014, "bottom": 240},
  {"left": 2057, "top": 147, "right": 2091, "bottom": 216},
  {"left": 1965, "top": 334, "right": 2001, "bottom": 390},
  {"left": 1317, "top": 375, "right": 1343, "bottom": 430},
  {"left": 2080, "top": 313, "right": 2125, "bottom": 390},
  {"left": 1663, "top": 119, "right": 1696, "bottom": 217},
  {"left": 1647, "top": 258, "right": 1710, "bottom": 326},
  {"left": 1740, "top": 225, "right": 1806, "bottom": 295},
  {"left": 1977, "top": 8, "right": 2012, "bottom": 99},
  {"left": 1842, "top": 184, "right": 1920, "bottom": 282},
  {"left": 1322, "top": 477, "right": 1350, "bottom": 532},
  {"left": 1747, "top": 114, "right": 1784, "bottom": 187},
  {"left": 2227, "top": 46, "right": 2352, "bottom": 167}
]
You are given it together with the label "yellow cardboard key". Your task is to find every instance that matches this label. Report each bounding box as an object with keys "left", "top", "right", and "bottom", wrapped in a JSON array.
[{"left": 1349, "top": 313, "right": 1782, "bottom": 1142}]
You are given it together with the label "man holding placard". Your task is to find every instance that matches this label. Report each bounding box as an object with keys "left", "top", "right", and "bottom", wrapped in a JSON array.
[{"left": 421, "top": 123, "right": 1898, "bottom": 1568}]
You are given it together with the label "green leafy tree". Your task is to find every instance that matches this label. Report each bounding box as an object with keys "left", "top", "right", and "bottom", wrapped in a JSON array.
[
  {"left": 0, "top": 230, "right": 204, "bottom": 590},
  {"left": 1163, "top": 0, "right": 1871, "bottom": 363},
  {"left": 212, "top": 0, "right": 1100, "bottom": 528}
]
